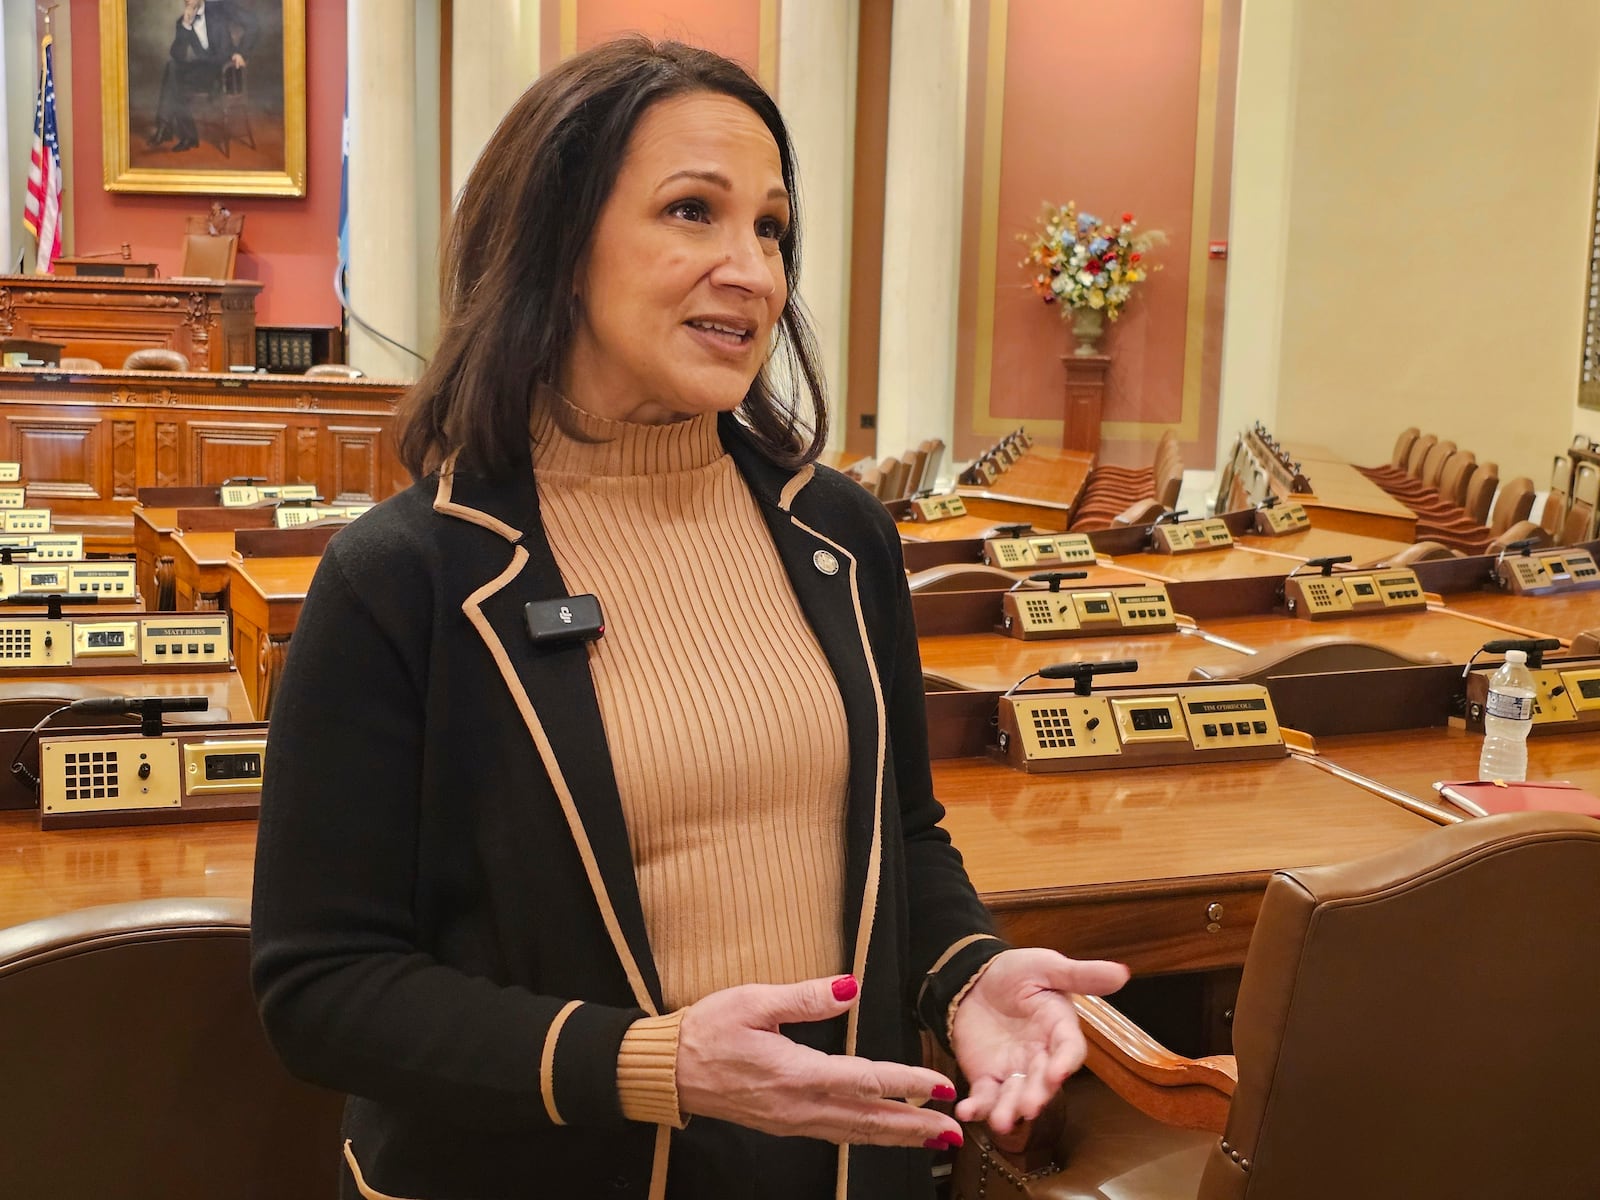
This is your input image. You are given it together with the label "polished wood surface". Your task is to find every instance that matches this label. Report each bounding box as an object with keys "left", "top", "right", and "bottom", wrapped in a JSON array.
[
  {"left": 899, "top": 513, "right": 1063, "bottom": 541},
  {"left": 937, "top": 754, "right": 1432, "bottom": 970},
  {"left": 1305, "top": 726, "right": 1600, "bottom": 817},
  {"left": 1437, "top": 589, "right": 1597, "bottom": 643},
  {"left": 1062, "top": 355, "right": 1110, "bottom": 454},
  {"left": 917, "top": 627, "right": 1254, "bottom": 691},
  {"left": 1106, "top": 547, "right": 1301, "bottom": 584},
  {"left": 0, "top": 368, "right": 404, "bottom": 553},
  {"left": 170, "top": 530, "right": 239, "bottom": 611},
  {"left": 1200, "top": 608, "right": 1511, "bottom": 667},
  {"left": 1288, "top": 459, "right": 1417, "bottom": 542},
  {"left": 227, "top": 555, "right": 320, "bottom": 719},
  {"left": 1232, "top": 527, "right": 1415, "bottom": 567},
  {"left": 0, "top": 275, "right": 261, "bottom": 372},
  {"left": 132, "top": 505, "right": 179, "bottom": 611},
  {"left": 957, "top": 448, "right": 1096, "bottom": 528}
]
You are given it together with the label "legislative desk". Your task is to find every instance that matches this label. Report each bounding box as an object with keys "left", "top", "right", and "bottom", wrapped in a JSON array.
[
  {"left": 1102, "top": 547, "right": 1306, "bottom": 585},
  {"left": 1196, "top": 608, "right": 1521, "bottom": 670},
  {"left": 956, "top": 447, "right": 1095, "bottom": 529},
  {"left": 1232, "top": 527, "right": 1415, "bottom": 567},
  {"left": 1436, "top": 590, "right": 1597, "bottom": 643},
  {"left": 171, "top": 530, "right": 240, "bottom": 611},
  {"left": 0, "top": 367, "right": 405, "bottom": 553},
  {"left": 899, "top": 513, "right": 1062, "bottom": 542},
  {"left": 0, "top": 275, "right": 261, "bottom": 372},
  {"left": 1301, "top": 727, "right": 1600, "bottom": 824},
  {"left": 1282, "top": 459, "right": 1417, "bottom": 542},
  {"left": 918, "top": 626, "right": 1254, "bottom": 692},
  {"left": 133, "top": 506, "right": 180, "bottom": 608},
  {"left": 934, "top": 755, "right": 1434, "bottom": 973},
  {"left": 228, "top": 553, "right": 320, "bottom": 719}
]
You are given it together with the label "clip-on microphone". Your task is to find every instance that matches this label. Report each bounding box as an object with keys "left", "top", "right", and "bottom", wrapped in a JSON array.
[{"left": 525, "top": 595, "right": 606, "bottom": 647}]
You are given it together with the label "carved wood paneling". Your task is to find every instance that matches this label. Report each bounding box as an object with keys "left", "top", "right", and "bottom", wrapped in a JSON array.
[
  {"left": 330, "top": 424, "right": 383, "bottom": 502},
  {"left": 5, "top": 416, "right": 102, "bottom": 500},
  {"left": 294, "top": 427, "right": 319, "bottom": 486},
  {"left": 112, "top": 420, "right": 137, "bottom": 498},
  {"left": 155, "top": 422, "right": 180, "bottom": 487},
  {"left": 188, "top": 421, "right": 287, "bottom": 485}
]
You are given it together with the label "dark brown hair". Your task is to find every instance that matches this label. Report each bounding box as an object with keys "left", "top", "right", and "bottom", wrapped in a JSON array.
[{"left": 397, "top": 38, "right": 827, "bottom": 480}]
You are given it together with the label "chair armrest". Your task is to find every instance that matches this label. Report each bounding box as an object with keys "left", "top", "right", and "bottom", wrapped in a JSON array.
[{"left": 1072, "top": 994, "right": 1236, "bottom": 1133}]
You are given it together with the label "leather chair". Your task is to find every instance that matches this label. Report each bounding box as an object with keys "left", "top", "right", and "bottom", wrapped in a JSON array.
[
  {"left": 1426, "top": 477, "right": 1535, "bottom": 555},
  {"left": 1412, "top": 466, "right": 1499, "bottom": 545},
  {"left": 952, "top": 812, "right": 1600, "bottom": 1200},
  {"left": 1562, "top": 461, "right": 1599, "bottom": 544},
  {"left": 1362, "top": 430, "right": 1436, "bottom": 490},
  {"left": 304, "top": 362, "right": 365, "bottom": 379},
  {"left": 1357, "top": 426, "right": 1420, "bottom": 480},
  {"left": 122, "top": 347, "right": 191, "bottom": 372},
  {"left": 0, "top": 898, "right": 345, "bottom": 1199},
  {"left": 1379, "top": 438, "right": 1455, "bottom": 503},
  {"left": 59, "top": 356, "right": 103, "bottom": 371}
]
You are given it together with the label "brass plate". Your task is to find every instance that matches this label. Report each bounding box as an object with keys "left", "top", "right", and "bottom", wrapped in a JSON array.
[{"left": 41, "top": 737, "right": 181, "bottom": 815}]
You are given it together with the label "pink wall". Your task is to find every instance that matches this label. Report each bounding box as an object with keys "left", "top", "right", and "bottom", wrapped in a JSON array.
[
  {"left": 572, "top": 0, "right": 765, "bottom": 76},
  {"left": 66, "top": 0, "right": 347, "bottom": 329},
  {"left": 955, "top": 0, "right": 1238, "bottom": 469}
]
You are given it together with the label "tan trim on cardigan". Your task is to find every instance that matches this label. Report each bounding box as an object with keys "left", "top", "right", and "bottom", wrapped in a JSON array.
[
  {"left": 786, "top": 514, "right": 886, "bottom": 1200},
  {"left": 433, "top": 455, "right": 525, "bottom": 543},
  {"left": 540, "top": 999, "right": 584, "bottom": 1125},
  {"left": 460, "top": 547, "right": 656, "bottom": 1017},
  {"left": 916, "top": 933, "right": 1007, "bottom": 1015},
  {"left": 343, "top": 1140, "right": 417, "bottom": 1200},
  {"left": 778, "top": 463, "right": 815, "bottom": 511}
]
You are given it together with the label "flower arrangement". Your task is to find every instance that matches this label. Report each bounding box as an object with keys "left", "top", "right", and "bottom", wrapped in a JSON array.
[{"left": 1021, "top": 203, "right": 1161, "bottom": 322}]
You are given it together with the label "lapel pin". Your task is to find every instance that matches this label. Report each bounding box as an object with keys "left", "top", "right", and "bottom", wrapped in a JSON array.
[{"left": 813, "top": 549, "right": 840, "bottom": 576}]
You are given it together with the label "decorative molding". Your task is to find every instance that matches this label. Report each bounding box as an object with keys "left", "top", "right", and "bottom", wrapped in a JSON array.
[
  {"left": 112, "top": 421, "right": 138, "bottom": 498},
  {"left": 0, "top": 288, "right": 13, "bottom": 334},
  {"left": 155, "top": 422, "right": 180, "bottom": 487},
  {"left": 296, "top": 427, "right": 320, "bottom": 483},
  {"left": 16, "top": 291, "right": 182, "bottom": 308}
]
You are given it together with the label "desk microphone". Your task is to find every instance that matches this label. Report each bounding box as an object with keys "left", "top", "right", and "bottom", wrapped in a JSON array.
[
  {"left": 1478, "top": 637, "right": 1562, "bottom": 670},
  {"left": 1153, "top": 509, "right": 1188, "bottom": 525},
  {"left": 1006, "top": 659, "right": 1139, "bottom": 697},
  {"left": 1296, "top": 555, "right": 1353, "bottom": 578},
  {"left": 1024, "top": 571, "right": 1088, "bottom": 593}
]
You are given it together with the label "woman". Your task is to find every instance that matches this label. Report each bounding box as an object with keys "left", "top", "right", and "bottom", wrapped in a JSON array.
[{"left": 251, "top": 37, "right": 1126, "bottom": 1200}]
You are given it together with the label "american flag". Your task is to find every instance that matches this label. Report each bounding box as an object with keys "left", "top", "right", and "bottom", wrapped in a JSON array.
[{"left": 23, "top": 34, "right": 63, "bottom": 275}]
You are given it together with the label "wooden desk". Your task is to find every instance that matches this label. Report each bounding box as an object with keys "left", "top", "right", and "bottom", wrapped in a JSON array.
[
  {"left": 228, "top": 554, "right": 319, "bottom": 719},
  {"left": 0, "top": 368, "right": 405, "bottom": 554},
  {"left": 1232, "top": 528, "right": 1415, "bottom": 568},
  {"left": 1436, "top": 590, "right": 1597, "bottom": 644},
  {"left": 957, "top": 448, "right": 1095, "bottom": 529},
  {"left": 1304, "top": 726, "right": 1600, "bottom": 821},
  {"left": 170, "top": 530, "right": 239, "bottom": 611},
  {"left": 937, "top": 755, "right": 1434, "bottom": 972},
  {"left": 1287, "top": 459, "right": 1417, "bottom": 542},
  {"left": 0, "top": 275, "right": 261, "bottom": 371},
  {"left": 132, "top": 506, "right": 178, "bottom": 610},
  {"left": 1199, "top": 609, "right": 1513, "bottom": 667},
  {"left": 918, "top": 628, "right": 1255, "bottom": 692},
  {"left": 899, "top": 514, "right": 1063, "bottom": 542},
  {"left": 1106, "top": 548, "right": 1301, "bottom": 585}
]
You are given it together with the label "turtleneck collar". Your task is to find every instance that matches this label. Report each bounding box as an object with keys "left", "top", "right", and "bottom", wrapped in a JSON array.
[{"left": 530, "top": 390, "right": 726, "bottom": 478}]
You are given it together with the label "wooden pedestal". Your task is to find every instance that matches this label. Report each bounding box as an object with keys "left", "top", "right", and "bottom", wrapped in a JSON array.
[{"left": 1062, "top": 353, "right": 1110, "bottom": 454}]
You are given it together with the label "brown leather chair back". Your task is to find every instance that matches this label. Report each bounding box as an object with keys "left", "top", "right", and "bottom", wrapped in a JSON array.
[
  {"left": 0, "top": 898, "right": 345, "bottom": 1198},
  {"left": 1417, "top": 439, "right": 1455, "bottom": 488},
  {"left": 918, "top": 438, "right": 947, "bottom": 491},
  {"left": 1486, "top": 476, "right": 1535, "bottom": 536},
  {"left": 1402, "top": 432, "right": 1437, "bottom": 478},
  {"left": 304, "top": 362, "right": 365, "bottom": 379},
  {"left": 1433, "top": 451, "right": 1475, "bottom": 506},
  {"left": 1201, "top": 813, "right": 1600, "bottom": 1200},
  {"left": 1459, "top": 464, "right": 1498, "bottom": 526},
  {"left": 1387, "top": 426, "right": 1420, "bottom": 469},
  {"left": 122, "top": 347, "right": 191, "bottom": 372},
  {"left": 1114, "top": 498, "right": 1168, "bottom": 526}
]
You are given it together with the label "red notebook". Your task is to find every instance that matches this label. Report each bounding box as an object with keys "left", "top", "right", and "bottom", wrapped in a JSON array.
[{"left": 1433, "top": 780, "right": 1600, "bottom": 819}]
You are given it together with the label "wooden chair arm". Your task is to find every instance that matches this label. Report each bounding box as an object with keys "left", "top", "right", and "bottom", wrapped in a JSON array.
[{"left": 1072, "top": 994, "right": 1236, "bottom": 1133}]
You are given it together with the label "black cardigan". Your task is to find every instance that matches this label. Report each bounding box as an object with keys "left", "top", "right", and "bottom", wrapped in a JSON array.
[{"left": 250, "top": 417, "right": 1008, "bottom": 1200}]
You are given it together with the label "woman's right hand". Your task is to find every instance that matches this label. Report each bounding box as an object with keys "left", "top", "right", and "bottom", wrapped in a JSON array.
[{"left": 677, "top": 975, "right": 964, "bottom": 1150}]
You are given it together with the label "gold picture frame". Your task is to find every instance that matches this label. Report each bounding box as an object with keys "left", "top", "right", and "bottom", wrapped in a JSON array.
[{"left": 100, "top": 0, "right": 306, "bottom": 197}]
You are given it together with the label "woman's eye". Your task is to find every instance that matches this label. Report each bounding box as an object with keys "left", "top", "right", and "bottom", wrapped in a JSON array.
[
  {"left": 757, "top": 217, "right": 788, "bottom": 241},
  {"left": 669, "top": 199, "right": 709, "bottom": 223}
]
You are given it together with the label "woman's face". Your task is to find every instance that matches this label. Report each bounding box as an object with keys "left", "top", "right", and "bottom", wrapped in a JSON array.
[{"left": 562, "top": 91, "right": 791, "bottom": 424}]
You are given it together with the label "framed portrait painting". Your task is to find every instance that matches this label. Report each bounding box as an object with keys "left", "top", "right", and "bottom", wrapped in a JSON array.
[{"left": 100, "top": 0, "right": 306, "bottom": 196}]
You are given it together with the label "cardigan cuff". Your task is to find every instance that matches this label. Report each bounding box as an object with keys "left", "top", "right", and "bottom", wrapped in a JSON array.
[
  {"left": 916, "top": 934, "right": 1009, "bottom": 1053},
  {"left": 616, "top": 1010, "right": 687, "bottom": 1128}
]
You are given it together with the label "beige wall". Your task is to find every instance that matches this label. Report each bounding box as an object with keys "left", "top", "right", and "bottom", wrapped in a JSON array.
[{"left": 1223, "top": 0, "right": 1600, "bottom": 488}]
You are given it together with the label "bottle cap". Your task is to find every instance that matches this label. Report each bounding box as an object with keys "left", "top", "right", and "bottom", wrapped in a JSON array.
[{"left": 1504, "top": 649, "right": 1527, "bottom": 664}]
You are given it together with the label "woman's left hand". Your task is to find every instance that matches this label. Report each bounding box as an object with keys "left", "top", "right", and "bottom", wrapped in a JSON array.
[{"left": 949, "top": 948, "right": 1130, "bottom": 1135}]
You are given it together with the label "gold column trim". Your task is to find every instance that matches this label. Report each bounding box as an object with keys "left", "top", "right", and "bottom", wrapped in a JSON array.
[
  {"left": 970, "top": 0, "right": 1224, "bottom": 445},
  {"left": 560, "top": 0, "right": 577, "bottom": 59},
  {"left": 758, "top": 0, "right": 779, "bottom": 91}
]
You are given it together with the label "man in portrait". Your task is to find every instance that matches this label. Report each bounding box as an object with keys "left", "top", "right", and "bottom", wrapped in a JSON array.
[{"left": 148, "top": 0, "right": 259, "bottom": 153}]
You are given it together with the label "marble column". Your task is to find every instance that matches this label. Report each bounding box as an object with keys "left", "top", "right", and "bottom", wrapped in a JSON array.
[
  {"left": 778, "top": 0, "right": 857, "bottom": 453},
  {"left": 874, "top": 0, "right": 969, "bottom": 462},
  {"left": 347, "top": 0, "right": 420, "bottom": 380},
  {"left": 450, "top": 0, "right": 541, "bottom": 201}
]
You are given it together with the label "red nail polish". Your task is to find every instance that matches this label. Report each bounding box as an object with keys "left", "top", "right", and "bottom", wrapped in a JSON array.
[
  {"left": 940, "top": 1130, "right": 964, "bottom": 1149},
  {"left": 831, "top": 975, "right": 858, "bottom": 1002},
  {"left": 922, "top": 1137, "right": 946, "bottom": 1151},
  {"left": 932, "top": 1084, "right": 957, "bottom": 1101}
]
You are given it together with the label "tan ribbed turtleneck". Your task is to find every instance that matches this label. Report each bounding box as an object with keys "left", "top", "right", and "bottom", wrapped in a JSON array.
[{"left": 530, "top": 395, "right": 849, "bottom": 1126}]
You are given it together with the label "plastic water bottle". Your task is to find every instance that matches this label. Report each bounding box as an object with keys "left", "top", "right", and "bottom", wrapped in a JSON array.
[{"left": 1478, "top": 649, "right": 1536, "bottom": 782}]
